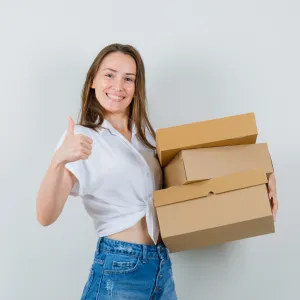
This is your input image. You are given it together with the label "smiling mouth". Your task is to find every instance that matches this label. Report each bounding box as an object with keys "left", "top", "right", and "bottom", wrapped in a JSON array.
[{"left": 106, "top": 93, "right": 125, "bottom": 102}]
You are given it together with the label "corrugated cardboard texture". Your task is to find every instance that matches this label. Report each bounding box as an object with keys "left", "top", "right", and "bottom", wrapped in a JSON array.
[
  {"left": 164, "top": 143, "right": 274, "bottom": 188},
  {"left": 156, "top": 112, "right": 258, "bottom": 167},
  {"left": 154, "top": 169, "right": 274, "bottom": 253}
]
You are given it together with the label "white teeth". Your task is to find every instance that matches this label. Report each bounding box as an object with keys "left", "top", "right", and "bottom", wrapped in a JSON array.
[{"left": 107, "top": 93, "right": 124, "bottom": 101}]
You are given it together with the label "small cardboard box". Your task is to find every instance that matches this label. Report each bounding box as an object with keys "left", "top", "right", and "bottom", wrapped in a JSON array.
[
  {"left": 153, "top": 169, "right": 275, "bottom": 253},
  {"left": 156, "top": 112, "right": 258, "bottom": 167},
  {"left": 164, "top": 143, "right": 274, "bottom": 188}
]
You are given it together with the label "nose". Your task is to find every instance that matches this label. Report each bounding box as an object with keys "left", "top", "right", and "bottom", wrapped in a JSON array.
[{"left": 112, "top": 77, "right": 124, "bottom": 92}]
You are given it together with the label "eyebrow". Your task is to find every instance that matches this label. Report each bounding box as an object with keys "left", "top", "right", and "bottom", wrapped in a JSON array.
[{"left": 102, "top": 68, "right": 136, "bottom": 76}]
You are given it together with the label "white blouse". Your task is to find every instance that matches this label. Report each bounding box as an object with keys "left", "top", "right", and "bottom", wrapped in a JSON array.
[{"left": 53, "top": 119, "right": 163, "bottom": 244}]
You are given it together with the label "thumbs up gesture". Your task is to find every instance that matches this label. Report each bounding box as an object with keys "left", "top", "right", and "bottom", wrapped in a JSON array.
[{"left": 55, "top": 117, "right": 93, "bottom": 164}]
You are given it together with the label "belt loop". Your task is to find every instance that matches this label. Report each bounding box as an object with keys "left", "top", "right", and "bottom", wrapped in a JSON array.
[
  {"left": 142, "top": 245, "right": 147, "bottom": 263},
  {"left": 95, "top": 237, "right": 102, "bottom": 256}
]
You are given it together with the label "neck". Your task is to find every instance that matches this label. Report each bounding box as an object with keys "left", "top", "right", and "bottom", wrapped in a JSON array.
[{"left": 105, "top": 112, "right": 130, "bottom": 133}]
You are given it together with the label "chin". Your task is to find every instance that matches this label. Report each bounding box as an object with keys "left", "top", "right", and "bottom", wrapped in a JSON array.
[{"left": 101, "top": 103, "right": 130, "bottom": 115}]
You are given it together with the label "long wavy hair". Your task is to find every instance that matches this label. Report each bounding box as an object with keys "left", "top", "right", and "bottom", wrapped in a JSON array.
[{"left": 78, "top": 43, "right": 156, "bottom": 150}]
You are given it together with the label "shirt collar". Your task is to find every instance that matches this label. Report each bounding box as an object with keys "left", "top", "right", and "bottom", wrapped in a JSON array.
[{"left": 100, "top": 118, "right": 137, "bottom": 136}]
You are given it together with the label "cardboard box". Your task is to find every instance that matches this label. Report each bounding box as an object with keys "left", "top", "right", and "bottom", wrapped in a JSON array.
[
  {"left": 153, "top": 169, "right": 275, "bottom": 253},
  {"left": 156, "top": 112, "right": 258, "bottom": 167},
  {"left": 164, "top": 143, "right": 274, "bottom": 188}
]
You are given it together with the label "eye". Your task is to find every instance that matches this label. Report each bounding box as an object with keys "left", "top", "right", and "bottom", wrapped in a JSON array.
[
  {"left": 105, "top": 73, "right": 114, "bottom": 78},
  {"left": 125, "top": 77, "right": 134, "bottom": 82}
]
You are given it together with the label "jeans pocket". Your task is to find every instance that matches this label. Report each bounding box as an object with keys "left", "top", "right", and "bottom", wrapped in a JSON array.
[{"left": 103, "top": 253, "right": 142, "bottom": 275}]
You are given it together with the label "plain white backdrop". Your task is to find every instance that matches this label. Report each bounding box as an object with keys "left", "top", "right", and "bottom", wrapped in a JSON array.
[{"left": 1, "top": 1, "right": 299, "bottom": 299}]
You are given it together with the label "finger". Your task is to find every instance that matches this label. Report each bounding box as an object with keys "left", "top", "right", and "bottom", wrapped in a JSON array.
[
  {"left": 67, "top": 117, "right": 75, "bottom": 135},
  {"left": 268, "top": 191, "right": 273, "bottom": 200},
  {"left": 268, "top": 184, "right": 275, "bottom": 194},
  {"left": 79, "top": 141, "right": 92, "bottom": 153},
  {"left": 84, "top": 136, "right": 93, "bottom": 144},
  {"left": 78, "top": 134, "right": 93, "bottom": 144},
  {"left": 81, "top": 140, "right": 93, "bottom": 151},
  {"left": 80, "top": 147, "right": 92, "bottom": 158},
  {"left": 78, "top": 136, "right": 93, "bottom": 149},
  {"left": 268, "top": 190, "right": 277, "bottom": 200},
  {"left": 272, "top": 201, "right": 278, "bottom": 220}
]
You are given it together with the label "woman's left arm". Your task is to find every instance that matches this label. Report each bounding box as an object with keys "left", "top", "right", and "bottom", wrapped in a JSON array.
[{"left": 268, "top": 172, "right": 278, "bottom": 221}]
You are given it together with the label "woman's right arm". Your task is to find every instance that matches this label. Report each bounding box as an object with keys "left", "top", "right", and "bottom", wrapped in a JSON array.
[
  {"left": 36, "top": 117, "right": 93, "bottom": 226},
  {"left": 36, "top": 157, "right": 76, "bottom": 226}
]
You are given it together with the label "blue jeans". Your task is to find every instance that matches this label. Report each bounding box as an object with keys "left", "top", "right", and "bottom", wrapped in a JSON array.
[{"left": 80, "top": 237, "right": 178, "bottom": 299}]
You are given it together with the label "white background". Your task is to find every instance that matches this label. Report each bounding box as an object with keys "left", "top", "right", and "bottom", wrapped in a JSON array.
[{"left": 0, "top": 1, "right": 298, "bottom": 299}]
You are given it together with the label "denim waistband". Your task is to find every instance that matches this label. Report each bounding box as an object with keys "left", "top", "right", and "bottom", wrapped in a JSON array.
[{"left": 95, "top": 237, "right": 170, "bottom": 261}]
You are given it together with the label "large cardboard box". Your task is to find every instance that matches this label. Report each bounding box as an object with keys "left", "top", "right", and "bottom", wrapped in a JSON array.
[
  {"left": 153, "top": 169, "right": 275, "bottom": 253},
  {"left": 156, "top": 113, "right": 258, "bottom": 167},
  {"left": 164, "top": 143, "right": 274, "bottom": 188}
]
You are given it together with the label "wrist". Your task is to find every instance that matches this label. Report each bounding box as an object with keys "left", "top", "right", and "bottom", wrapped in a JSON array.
[{"left": 50, "top": 154, "right": 67, "bottom": 169}]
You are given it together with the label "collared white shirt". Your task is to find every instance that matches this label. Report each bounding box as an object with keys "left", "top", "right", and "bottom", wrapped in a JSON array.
[{"left": 54, "top": 119, "right": 163, "bottom": 244}]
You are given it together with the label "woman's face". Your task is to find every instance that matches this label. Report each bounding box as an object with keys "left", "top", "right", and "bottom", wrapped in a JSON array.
[{"left": 91, "top": 51, "right": 136, "bottom": 115}]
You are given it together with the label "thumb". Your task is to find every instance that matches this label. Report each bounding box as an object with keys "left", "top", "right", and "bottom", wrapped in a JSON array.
[{"left": 67, "top": 116, "right": 75, "bottom": 135}]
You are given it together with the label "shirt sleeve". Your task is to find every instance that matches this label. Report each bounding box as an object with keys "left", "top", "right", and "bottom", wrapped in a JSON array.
[{"left": 53, "top": 126, "right": 93, "bottom": 197}]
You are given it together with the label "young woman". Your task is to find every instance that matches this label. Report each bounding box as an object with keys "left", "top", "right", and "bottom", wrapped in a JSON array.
[
  {"left": 36, "top": 43, "right": 178, "bottom": 299},
  {"left": 36, "top": 43, "right": 278, "bottom": 300}
]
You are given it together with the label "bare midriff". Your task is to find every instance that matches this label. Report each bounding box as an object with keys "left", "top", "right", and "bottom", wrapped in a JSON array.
[{"left": 107, "top": 215, "right": 163, "bottom": 245}]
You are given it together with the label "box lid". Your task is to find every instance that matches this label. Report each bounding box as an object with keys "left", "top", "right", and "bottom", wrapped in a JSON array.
[
  {"left": 156, "top": 112, "right": 258, "bottom": 167},
  {"left": 164, "top": 143, "right": 274, "bottom": 188},
  {"left": 154, "top": 168, "right": 268, "bottom": 207}
]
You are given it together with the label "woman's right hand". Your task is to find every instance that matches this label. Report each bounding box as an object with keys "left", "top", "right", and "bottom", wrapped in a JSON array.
[{"left": 53, "top": 117, "right": 93, "bottom": 165}]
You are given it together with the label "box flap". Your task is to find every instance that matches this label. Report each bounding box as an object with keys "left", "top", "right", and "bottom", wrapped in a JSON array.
[
  {"left": 164, "top": 152, "right": 188, "bottom": 188},
  {"left": 154, "top": 168, "right": 268, "bottom": 207}
]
